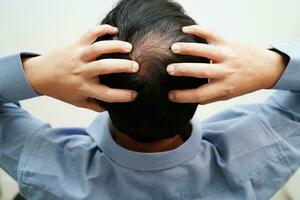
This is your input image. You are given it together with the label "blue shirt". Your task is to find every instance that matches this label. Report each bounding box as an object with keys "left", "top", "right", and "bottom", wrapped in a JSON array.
[{"left": 0, "top": 41, "right": 300, "bottom": 200}]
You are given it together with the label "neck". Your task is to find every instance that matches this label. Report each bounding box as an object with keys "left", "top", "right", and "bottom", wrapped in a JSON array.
[{"left": 113, "top": 132, "right": 184, "bottom": 153}]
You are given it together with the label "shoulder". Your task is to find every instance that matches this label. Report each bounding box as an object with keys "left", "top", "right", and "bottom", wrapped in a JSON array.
[
  {"left": 201, "top": 105, "right": 283, "bottom": 183},
  {"left": 202, "top": 104, "right": 274, "bottom": 142}
]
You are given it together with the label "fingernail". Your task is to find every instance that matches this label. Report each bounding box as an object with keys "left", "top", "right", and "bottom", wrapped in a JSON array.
[
  {"left": 167, "top": 65, "right": 175, "bottom": 75},
  {"left": 132, "top": 62, "right": 139, "bottom": 72},
  {"left": 182, "top": 26, "right": 190, "bottom": 32},
  {"left": 132, "top": 92, "right": 138, "bottom": 99},
  {"left": 125, "top": 43, "right": 132, "bottom": 51},
  {"left": 169, "top": 92, "right": 175, "bottom": 101},
  {"left": 110, "top": 27, "right": 118, "bottom": 34},
  {"left": 172, "top": 44, "right": 181, "bottom": 53}
]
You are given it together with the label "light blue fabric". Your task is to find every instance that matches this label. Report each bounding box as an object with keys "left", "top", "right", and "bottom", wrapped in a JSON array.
[{"left": 0, "top": 43, "right": 299, "bottom": 199}]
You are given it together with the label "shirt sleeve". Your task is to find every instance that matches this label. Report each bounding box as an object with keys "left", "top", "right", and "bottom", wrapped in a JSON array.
[
  {"left": 203, "top": 40, "right": 300, "bottom": 199},
  {"left": 267, "top": 39, "right": 300, "bottom": 159},
  {"left": 266, "top": 40, "right": 300, "bottom": 171},
  {"left": 0, "top": 53, "right": 39, "bottom": 103},
  {"left": 0, "top": 54, "right": 50, "bottom": 180},
  {"left": 239, "top": 41, "right": 300, "bottom": 198},
  {"left": 273, "top": 39, "right": 300, "bottom": 91}
]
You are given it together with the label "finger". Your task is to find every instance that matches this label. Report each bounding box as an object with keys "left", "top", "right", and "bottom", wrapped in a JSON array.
[
  {"left": 182, "top": 25, "right": 225, "bottom": 45},
  {"left": 78, "top": 25, "right": 118, "bottom": 45},
  {"left": 84, "top": 59, "right": 139, "bottom": 76},
  {"left": 167, "top": 63, "right": 225, "bottom": 78},
  {"left": 169, "top": 83, "right": 227, "bottom": 104},
  {"left": 87, "top": 98, "right": 105, "bottom": 112},
  {"left": 168, "top": 88, "right": 200, "bottom": 103},
  {"left": 88, "top": 84, "right": 138, "bottom": 103},
  {"left": 78, "top": 98, "right": 105, "bottom": 112},
  {"left": 81, "top": 40, "right": 132, "bottom": 61},
  {"left": 171, "top": 43, "right": 225, "bottom": 61}
]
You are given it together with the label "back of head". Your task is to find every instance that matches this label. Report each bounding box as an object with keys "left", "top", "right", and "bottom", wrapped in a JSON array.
[{"left": 97, "top": 0, "right": 210, "bottom": 143}]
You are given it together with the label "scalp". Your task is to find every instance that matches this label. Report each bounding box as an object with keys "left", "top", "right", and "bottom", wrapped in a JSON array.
[{"left": 95, "top": 0, "right": 210, "bottom": 143}]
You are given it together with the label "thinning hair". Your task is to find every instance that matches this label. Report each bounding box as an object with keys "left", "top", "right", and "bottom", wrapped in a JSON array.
[{"left": 97, "top": 0, "right": 209, "bottom": 143}]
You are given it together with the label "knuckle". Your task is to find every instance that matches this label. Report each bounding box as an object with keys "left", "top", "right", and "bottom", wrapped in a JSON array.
[
  {"left": 72, "top": 82, "right": 87, "bottom": 95},
  {"left": 211, "top": 30, "right": 219, "bottom": 39},
  {"left": 209, "top": 47, "right": 218, "bottom": 58},
  {"left": 96, "top": 60, "right": 106, "bottom": 73},
  {"left": 201, "top": 69, "right": 211, "bottom": 77},
  {"left": 195, "top": 91, "right": 204, "bottom": 102},
  {"left": 103, "top": 89, "right": 115, "bottom": 102},
  {"left": 222, "top": 86, "right": 235, "bottom": 97},
  {"left": 77, "top": 82, "right": 88, "bottom": 93},
  {"left": 205, "top": 28, "right": 214, "bottom": 37},
  {"left": 175, "top": 66, "right": 185, "bottom": 75},
  {"left": 208, "top": 28, "right": 219, "bottom": 39},
  {"left": 88, "top": 27, "right": 100, "bottom": 37},
  {"left": 90, "top": 44, "right": 99, "bottom": 53},
  {"left": 224, "top": 47, "right": 238, "bottom": 60},
  {"left": 224, "top": 68, "right": 235, "bottom": 76},
  {"left": 97, "top": 59, "right": 104, "bottom": 67},
  {"left": 71, "top": 67, "right": 84, "bottom": 76},
  {"left": 79, "top": 48, "right": 87, "bottom": 59}
]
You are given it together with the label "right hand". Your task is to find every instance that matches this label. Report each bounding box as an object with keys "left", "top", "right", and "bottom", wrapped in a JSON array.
[
  {"left": 23, "top": 25, "right": 139, "bottom": 112},
  {"left": 167, "top": 25, "right": 288, "bottom": 104}
]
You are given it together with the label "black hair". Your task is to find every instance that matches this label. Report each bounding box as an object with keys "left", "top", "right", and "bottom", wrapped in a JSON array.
[{"left": 97, "top": 0, "right": 210, "bottom": 143}]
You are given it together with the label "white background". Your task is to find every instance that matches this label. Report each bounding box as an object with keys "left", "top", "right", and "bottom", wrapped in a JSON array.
[{"left": 0, "top": 0, "right": 299, "bottom": 199}]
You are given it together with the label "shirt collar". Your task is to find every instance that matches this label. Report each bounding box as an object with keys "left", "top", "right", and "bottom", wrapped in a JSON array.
[{"left": 86, "top": 112, "right": 203, "bottom": 171}]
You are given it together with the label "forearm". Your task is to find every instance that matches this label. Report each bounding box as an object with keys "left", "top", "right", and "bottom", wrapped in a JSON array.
[
  {"left": 0, "top": 25, "right": 138, "bottom": 180},
  {"left": 267, "top": 39, "right": 300, "bottom": 108},
  {"left": 260, "top": 39, "right": 300, "bottom": 162},
  {"left": 0, "top": 53, "right": 49, "bottom": 179}
]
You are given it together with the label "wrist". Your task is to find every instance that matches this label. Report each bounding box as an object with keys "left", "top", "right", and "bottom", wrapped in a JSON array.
[
  {"left": 265, "top": 49, "right": 288, "bottom": 89},
  {"left": 22, "top": 55, "right": 46, "bottom": 95}
]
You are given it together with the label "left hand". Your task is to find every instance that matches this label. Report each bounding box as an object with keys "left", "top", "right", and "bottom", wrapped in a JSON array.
[
  {"left": 167, "top": 25, "right": 288, "bottom": 104},
  {"left": 23, "top": 25, "right": 139, "bottom": 112}
]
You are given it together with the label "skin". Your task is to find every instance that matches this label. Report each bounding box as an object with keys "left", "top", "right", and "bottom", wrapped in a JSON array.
[
  {"left": 22, "top": 24, "right": 182, "bottom": 152},
  {"left": 118, "top": 25, "right": 288, "bottom": 153},
  {"left": 167, "top": 25, "right": 288, "bottom": 104},
  {"left": 23, "top": 25, "right": 139, "bottom": 112},
  {"left": 22, "top": 24, "right": 289, "bottom": 152},
  {"left": 114, "top": 132, "right": 184, "bottom": 153}
]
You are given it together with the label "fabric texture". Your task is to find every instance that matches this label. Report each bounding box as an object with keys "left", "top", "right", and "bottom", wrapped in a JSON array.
[{"left": 0, "top": 43, "right": 300, "bottom": 200}]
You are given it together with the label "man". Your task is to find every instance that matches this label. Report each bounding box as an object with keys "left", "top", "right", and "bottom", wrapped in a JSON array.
[{"left": 0, "top": 0, "right": 299, "bottom": 199}]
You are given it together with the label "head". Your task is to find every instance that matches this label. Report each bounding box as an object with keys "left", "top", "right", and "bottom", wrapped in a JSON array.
[{"left": 97, "top": 0, "right": 210, "bottom": 143}]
